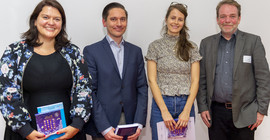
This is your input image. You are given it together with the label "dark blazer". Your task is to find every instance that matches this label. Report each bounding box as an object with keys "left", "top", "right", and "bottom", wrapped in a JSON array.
[
  {"left": 83, "top": 37, "right": 148, "bottom": 136},
  {"left": 197, "top": 30, "right": 270, "bottom": 128}
]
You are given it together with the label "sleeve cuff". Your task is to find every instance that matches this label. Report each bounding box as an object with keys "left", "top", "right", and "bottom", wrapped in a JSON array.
[
  {"left": 70, "top": 117, "right": 85, "bottom": 130},
  {"left": 136, "top": 123, "right": 143, "bottom": 130},
  {"left": 101, "top": 126, "right": 113, "bottom": 136},
  {"left": 17, "top": 123, "right": 34, "bottom": 138}
]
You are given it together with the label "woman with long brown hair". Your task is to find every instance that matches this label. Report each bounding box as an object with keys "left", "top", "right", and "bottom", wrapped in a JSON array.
[{"left": 145, "top": 2, "right": 201, "bottom": 140}]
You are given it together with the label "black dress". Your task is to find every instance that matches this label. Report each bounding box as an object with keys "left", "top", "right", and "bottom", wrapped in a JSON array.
[{"left": 4, "top": 51, "right": 86, "bottom": 140}]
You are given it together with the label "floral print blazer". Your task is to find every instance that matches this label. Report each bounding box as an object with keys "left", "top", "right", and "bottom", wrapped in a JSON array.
[{"left": 0, "top": 40, "right": 92, "bottom": 131}]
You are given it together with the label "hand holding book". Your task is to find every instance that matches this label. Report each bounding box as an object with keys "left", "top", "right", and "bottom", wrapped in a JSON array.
[
  {"left": 25, "top": 130, "right": 49, "bottom": 139},
  {"left": 54, "top": 126, "right": 80, "bottom": 139},
  {"left": 125, "top": 128, "right": 141, "bottom": 140},
  {"left": 167, "top": 119, "right": 188, "bottom": 138},
  {"left": 114, "top": 123, "right": 139, "bottom": 137},
  {"left": 104, "top": 128, "right": 123, "bottom": 140},
  {"left": 157, "top": 117, "right": 196, "bottom": 140}
]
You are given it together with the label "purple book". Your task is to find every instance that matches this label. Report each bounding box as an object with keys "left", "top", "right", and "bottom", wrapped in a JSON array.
[
  {"left": 35, "top": 110, "right": 63, "bottom": 136},
  {"left": 168, "top": 126, "right": 188, "bottom": 138},
  {"left": 168, "top": 119, "right": 188, "bottom": 138},
  {"left": 115, "top": 123, "right": 139, "bottom": 137}
]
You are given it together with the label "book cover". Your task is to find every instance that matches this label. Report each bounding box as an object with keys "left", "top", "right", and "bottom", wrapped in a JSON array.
[
  {"left": 115, "top": 123, "right": 139, "bottom": 137},
  {"left": 36, "top": 102, "right": 66, "bottom": 140},
  {"left": 35, "top": 110, "right": 63, "bottom": 136}
]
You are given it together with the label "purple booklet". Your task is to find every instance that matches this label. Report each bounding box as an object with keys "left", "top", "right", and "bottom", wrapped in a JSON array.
[
  {"left": 168, "top": 126, "right": 188, "bottom": 138},
  {"left": 115, "top": 123, "right": 139, "bottom": 137},
  {"left": 35, "top": 109, "right": 64, "bottom": 136},
  {"left": 168, "top": 119, "right": 188, "bottom": 138}
]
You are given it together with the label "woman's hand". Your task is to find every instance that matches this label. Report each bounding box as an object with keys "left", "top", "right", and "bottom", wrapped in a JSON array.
[
  {"left": 175, "top": 110, "right": 190, "bottom": 129},
  {"left": 161, "top": 110, "right": 176, "bottom": 131},
  {"left": 26, "top": 130, "right": 48, "bottom": 140},
  {"left": 54, "top": 126, "right": 79, "bottom": 140}
]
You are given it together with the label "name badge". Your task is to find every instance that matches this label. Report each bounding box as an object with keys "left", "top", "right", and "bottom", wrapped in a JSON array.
[{"left": 243, "top": 55, "right": 252, "bottom": 63}]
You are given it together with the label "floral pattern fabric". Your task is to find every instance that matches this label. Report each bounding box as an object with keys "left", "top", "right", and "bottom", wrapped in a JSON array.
[
  {"left": 0, "top": 40, "right": 92, "bottom": 131},
  {"left": 145, "top": 34, "right": 202, "bottom": 96}
]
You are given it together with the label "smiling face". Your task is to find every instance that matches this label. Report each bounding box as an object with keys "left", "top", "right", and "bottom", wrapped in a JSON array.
[
  {"left": 166, "top": 8, "right": 185, "bottom": 36},
  {"left": 35, "top": 6, "right": 62, "bottom": 42},
  {"left": 217, "top": 4, "right": 241, "bottom": 38},
  {"left": 102, "top": 8, "right": 127, "bottom": 43}
]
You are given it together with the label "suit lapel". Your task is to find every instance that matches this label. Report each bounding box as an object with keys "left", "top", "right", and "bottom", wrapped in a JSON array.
[
  {"left": 101, "top": 37, "right": 121, "bottom": 77},
  {"left": 233, "top": 31, "right": 245, "bottom": 78},
  {"left": 211, "top": 34, "right": 220, "bottom": 82},
  {"left": 122, "top": 41, "right": 129, "bottom": 79}
]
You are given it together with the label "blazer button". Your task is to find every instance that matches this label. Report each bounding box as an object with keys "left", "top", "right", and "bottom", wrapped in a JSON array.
[
  {"left": 120, "top": 101, "right": 123, "bottom": 105},
  {"left": 121, "top": 85, "right": 124, "bottom": 89}
]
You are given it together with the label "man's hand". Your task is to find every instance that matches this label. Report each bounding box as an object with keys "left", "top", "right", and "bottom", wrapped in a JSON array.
[
  {"left": 248, "top": 112, "right": 264, "bottom": 130},
  {"left": 104, "top": 128, "right": 123, "bottom": 140},
  {"left": 127, "top": 128, "right": 141, "bottom": 140},
  {"left": 54, "top": 126, "right": 79, "bottom": 140},
  {"left": 26, "top": 130, "right": 48, "bottom": 140},
  {"left": 200, "top": 110, "right": 211, "bottom": 128}
]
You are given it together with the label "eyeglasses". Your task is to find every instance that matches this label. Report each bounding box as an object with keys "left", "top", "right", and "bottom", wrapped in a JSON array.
[{"left": 170, "top": 2, "right": 188, "bottom": 9}]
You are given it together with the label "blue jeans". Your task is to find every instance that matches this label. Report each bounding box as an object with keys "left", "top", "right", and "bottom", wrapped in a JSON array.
[{"left": 150, "top": 95, "right": 195, "bottom": 140}]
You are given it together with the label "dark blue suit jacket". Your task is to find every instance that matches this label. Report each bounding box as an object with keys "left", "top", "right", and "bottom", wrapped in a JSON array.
[{"left": 83, "top": 37, "right": 148, "bottom": 137}]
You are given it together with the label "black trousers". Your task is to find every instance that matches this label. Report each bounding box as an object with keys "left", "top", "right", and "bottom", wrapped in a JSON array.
[{"left": 209, "top": 102, "right": 255, "bottom": 140}]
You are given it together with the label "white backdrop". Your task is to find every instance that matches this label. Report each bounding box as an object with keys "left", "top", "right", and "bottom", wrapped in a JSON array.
[{"left": 0, "top": 0, "right": 269, "bottom": 140}]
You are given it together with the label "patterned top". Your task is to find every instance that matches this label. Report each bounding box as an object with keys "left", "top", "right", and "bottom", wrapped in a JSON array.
[
  {"left": 0, "top": 40, "right": 92, "bottom": 133},
  {"left": 145, "top": 34, "right": 202, "bottom": 96}
]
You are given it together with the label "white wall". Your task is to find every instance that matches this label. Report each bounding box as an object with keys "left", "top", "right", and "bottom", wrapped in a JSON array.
[{"left": 0, "top": 0, "right": 270, "bottom": 140}]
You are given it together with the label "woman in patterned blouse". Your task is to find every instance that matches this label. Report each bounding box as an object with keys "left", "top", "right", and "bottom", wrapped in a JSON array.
[
  {"left": 0, "top": 0, "right": 92, "bottom": 140},
  {"left": 145, "top": 2, "right": 202, "bottom": 140}
]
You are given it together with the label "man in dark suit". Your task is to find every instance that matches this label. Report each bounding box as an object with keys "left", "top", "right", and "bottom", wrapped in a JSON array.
[
  {"left": 83, "top": 2, "right": 148, "bottom": 140},
  {"left": 197, "top": 0, "right": 270, "bottom": 140}
]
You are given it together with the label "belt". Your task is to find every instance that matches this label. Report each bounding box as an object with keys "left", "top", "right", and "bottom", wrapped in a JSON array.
[{"left": 212, "top": 101, "right": 232, "bottom": 109}]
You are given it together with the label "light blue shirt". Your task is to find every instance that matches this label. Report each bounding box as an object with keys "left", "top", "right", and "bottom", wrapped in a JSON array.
[{"left": 106, "top": 35, "right": 124, "bottom": 79}]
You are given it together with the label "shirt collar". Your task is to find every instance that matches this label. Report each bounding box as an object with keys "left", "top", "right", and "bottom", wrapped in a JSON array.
[
  {"left": 219, "top": 29, "right": 238, "bottom": 39},
  {"left": 105, "top": 35, "right": 125, "bottom": 47}
]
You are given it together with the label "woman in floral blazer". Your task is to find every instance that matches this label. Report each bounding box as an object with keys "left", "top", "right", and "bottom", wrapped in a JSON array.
[{"left": 0, "top": 0, "right": 92, "bottom": 140}]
